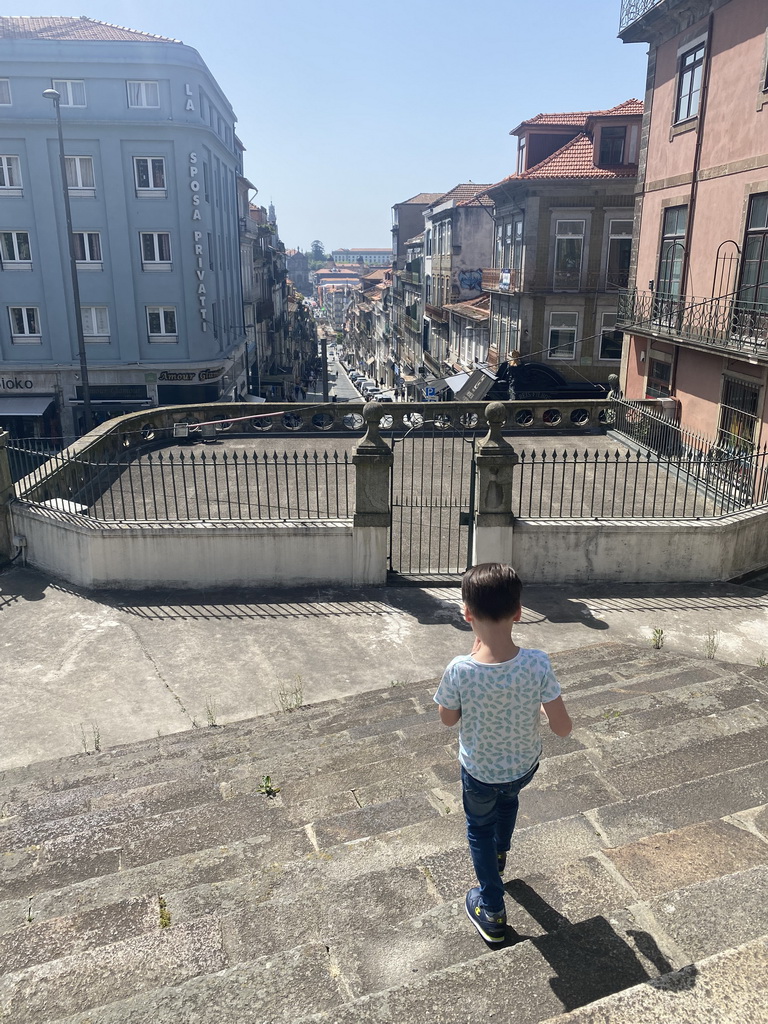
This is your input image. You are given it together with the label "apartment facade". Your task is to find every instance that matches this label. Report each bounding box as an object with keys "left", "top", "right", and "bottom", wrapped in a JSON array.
[
  {"left": 617, "top": 0, "right": 768, "bottom": 449},
  {"left": 330, "top": 248, "right": 392, "bottom": 266},
  {"left": 478, "top": 102, "right": 641, "bottom": 391},
  {"left": 421, "top": 183, "right": 494, "bottom": 376},
  {"left": 0, "top": 16, "right": 244, "bottom": 438}
]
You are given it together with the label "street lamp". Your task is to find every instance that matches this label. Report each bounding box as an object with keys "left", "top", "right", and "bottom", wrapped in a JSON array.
[{"left": 43, "top": 88, "right": 93, "bottom": 434}]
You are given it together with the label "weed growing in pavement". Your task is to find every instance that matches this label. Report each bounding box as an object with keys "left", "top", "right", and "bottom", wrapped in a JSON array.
[
  {"left": 158, "top": 895, "right": 171, "bottom": 929},
  {"left": 650, "top": 627, "right": 665, "bottom": 650},
  {"left": 205, "top": 695, "right": 218, "bottom": 728},
  {"left": 273, "top": 676, "right": 304, "bottom": 713},
  {"left": 26, "top": 897, "right": 33, "bottom": 924},
  {"left": 758, "top": 654, "right": 768, "bottom": 667},
  {"left": 91, "top": 722, "right": 101, "bottom": 753},
  {"left": 258, "top": 775, "right": 281, "bottom": 798},
  {"left": 602, "top": 709, "right": 622, "bottom": 720},
  {"left": 704, "top": 629, "right": 720, "bottom": 660},
  {"left": 79, "top": 723, "right": 89, "bottom": 754}
]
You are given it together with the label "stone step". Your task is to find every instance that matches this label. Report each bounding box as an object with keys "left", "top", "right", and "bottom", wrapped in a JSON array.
[
  {"left": 44, "top": 943, "right": 345, "bottom": 1024},
  {"left": 537, "top": 935, "right": 768, "bottom": 1024},
  {"left": 0, "top": 914, "right": 228, "bottom": 1024}
]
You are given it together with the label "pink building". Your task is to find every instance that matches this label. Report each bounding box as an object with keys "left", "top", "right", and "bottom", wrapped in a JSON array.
[{"left": 618, "top": 0, "right": 768, "bottom": 448}]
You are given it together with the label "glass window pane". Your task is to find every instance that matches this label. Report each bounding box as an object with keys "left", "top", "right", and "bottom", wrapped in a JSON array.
[
  {"left": 144, "top": 81, "right": 159, "bottom": 107},
  {"left": 26, "top": 308, "right": 38, "bottom": 333},
  {"left": 71, "top": 81, "right": 85, "bottom": 105},
  {"left": 135, "top": 158, "right": 149, "bottom": 189},
  {"left": 16, "top": 233, "right": 30, "bottom": 261},
  {"left": 142, "top": 234, "right": 155, "bottom": 261},
  {"left": 151, "top": 159, "right": 165, "bottom": 188},
  {"left": 0, "top": 80, "right": 10, "bottom": 104},
  {"left": 0, "top": 233, "right": 13, "bottom": 260},
  {"left": 95, "top": 307, "right": 109, "bottom": 334},
  {"left": 80, "top": 158, "right": 94, "bottom": 188},
  {"left": 748, "top": 194, "right": 768, "bottom": 231},
  {"left": 10, "top": 307, "right": 24, "bottom": 333},
  {"left": 128, "top": 81, "right": 142, "bottom": 106},
  {"left": 163, "top": 308, "right": 177, "bottom": 334},
  {"left": 88, "top": 233, "right": 101, "bottom": 260},
  {"left": 148, "top": 309, "right": 161, "bottom": 333},
  {"left": 158, "top": 234, "right": 171, "bottom": 261}
]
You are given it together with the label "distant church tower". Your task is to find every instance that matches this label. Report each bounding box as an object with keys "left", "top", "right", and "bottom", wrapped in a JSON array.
[{"left": 268, "top": 201, "right": 278, "bottom": 233}]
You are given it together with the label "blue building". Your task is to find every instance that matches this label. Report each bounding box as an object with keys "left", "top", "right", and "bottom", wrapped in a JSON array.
[{"left": 0, "top": 16, "right": 246, "bottom": 438}]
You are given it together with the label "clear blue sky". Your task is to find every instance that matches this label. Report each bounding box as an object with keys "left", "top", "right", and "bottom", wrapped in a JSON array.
[{"left": 44, "top": 1, "right": 649, "bottom": 251}]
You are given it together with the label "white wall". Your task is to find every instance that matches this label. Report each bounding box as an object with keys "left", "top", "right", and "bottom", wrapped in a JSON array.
[
  {"left": 11, "top": 507, "right": 387, "bottom": 589},
  {"left": 505, "top": 509, "right": 768, "bottom": 584}
]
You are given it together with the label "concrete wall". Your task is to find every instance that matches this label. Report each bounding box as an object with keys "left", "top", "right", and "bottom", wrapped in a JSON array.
[
  {"left": 506, "top": 508, "right": 768, "bottom": 584},
  {"left": 11, "top": 505, "right": 388, "bottom": 589}
]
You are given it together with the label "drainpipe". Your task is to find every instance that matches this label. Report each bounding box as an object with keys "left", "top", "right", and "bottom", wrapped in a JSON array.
[{"left": 680, "top": 11, "right": 714, "bottom": 301}]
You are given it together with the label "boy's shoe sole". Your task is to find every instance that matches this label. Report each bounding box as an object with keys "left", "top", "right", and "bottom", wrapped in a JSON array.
[{"left": 465, "top": 887, "right": 506, "bottom": 943}]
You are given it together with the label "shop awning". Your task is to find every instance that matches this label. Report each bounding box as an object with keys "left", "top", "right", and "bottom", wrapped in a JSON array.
[{"left": 0, "top": 395, "right": 54, "bottom": 417}]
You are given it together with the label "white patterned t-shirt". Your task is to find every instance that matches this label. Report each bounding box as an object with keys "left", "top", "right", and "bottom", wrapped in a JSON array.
[{"left": 434, "top": 648, "right": 561, "bottom": 784}]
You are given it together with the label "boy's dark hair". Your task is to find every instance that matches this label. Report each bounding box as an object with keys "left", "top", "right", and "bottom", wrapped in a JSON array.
[{"left": 462, "top": 563, "right": 523, "bottom": 621}]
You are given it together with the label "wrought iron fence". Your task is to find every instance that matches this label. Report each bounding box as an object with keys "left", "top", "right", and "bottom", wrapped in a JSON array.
[
  {"left": 619, "top": 0, "right": 663, "bottom": 32},
  {"left": 12, "top": 442, "right": 352, "bottom": 522},
  {"left": 618, "top": 289, "right": 768, "bottom": 357},
  {"left": 513, "top": 445, "right": 768, "bottom": 519},
  {"left": 6, "top": 437, "right": 63, "bottom": 484}
]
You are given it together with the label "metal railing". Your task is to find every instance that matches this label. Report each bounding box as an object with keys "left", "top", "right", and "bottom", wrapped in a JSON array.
[
  {"left": 619, "top": 0, "right": 664, "bottom": 32},
  {"left": 12, "top": 442, "right": 352, "bottom": 522},
  {"left": 482, "top": 267, "right": 520, "bottom": 293},
  {"left": 618, "top": 289, "right": 768, "bottom": 358},
  {"left": 513, "top": 445, "right": 768, "bottom": 519}
]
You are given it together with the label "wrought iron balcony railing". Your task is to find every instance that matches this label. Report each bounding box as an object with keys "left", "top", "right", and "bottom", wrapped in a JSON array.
[
  {"left": 617, "top": 289, "right": 768, "bottom": 358},
  {"left": 482, "top": 267, "right": 520, "bottom": 293},
  {"left": 619, "top": 0, "right": 664, "bottom": 33}
]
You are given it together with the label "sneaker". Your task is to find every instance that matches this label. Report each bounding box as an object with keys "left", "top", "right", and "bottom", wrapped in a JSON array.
[
  {"left": 497, "top": 851, "right": 507, "bottom": 875},
  {"left": 465, "top": 887, "right": 506, "bottom": 943}
]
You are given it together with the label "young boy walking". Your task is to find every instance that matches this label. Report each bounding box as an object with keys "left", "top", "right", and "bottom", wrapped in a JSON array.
[{"left": 434, "top": 563, "right": 572, "bottom": 944}]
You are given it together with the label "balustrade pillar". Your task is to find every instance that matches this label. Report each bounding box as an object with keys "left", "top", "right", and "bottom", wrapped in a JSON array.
[
  {"left": 472, "top": 402, "right": 519, "bottom": 566},
  {"left": 351, "top": 402, "right": 393, "bottom": 584}
]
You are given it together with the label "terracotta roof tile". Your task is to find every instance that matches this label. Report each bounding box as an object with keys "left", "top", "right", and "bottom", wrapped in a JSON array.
[
  {"left": 442, "top": 295, "right": 490, "bottom": 321},
  {"left": 0, "top": 15, "right": 181, "bottom": 42},
  {"left": 520, "top": 133, "right": 638, "bottom": 179},
  {"left": 429, "top": 183, "right": 494, "bottom": 208},
  {"left": 510, "top": 98, "right": 643, "bottom": 135}
]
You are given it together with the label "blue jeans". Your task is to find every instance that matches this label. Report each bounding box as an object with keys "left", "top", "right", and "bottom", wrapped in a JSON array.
[{"left": 461, "top": 761, "right": 539, "bottom": 913}]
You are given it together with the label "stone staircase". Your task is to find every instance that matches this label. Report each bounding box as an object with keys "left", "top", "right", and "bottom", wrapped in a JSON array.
[{"left": 1, "top": 641, "right": 767, "bottom": 1024}]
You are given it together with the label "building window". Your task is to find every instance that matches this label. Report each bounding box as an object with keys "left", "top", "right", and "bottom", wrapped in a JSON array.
[
  {"left": 425, "top": 230, "right": 432, "bottom": 257},
  {"left": 553, "top": 220, "right": 584, "bottom": 290},
  {"left": 140, "top": 231, "right": 172, "bottom": 268},
  {"left": 548, "top": 311, "right": 578, "bottom": 359},
  {"left": 133, "top": 157, "right": 166, "bottom": 195},
  {"left": 657, "top": 206, "right": 687, "bottom": 299},
  {"left": 606, "top": 220, "right": 633, "bottom": 290},
  {"left": 52, "top": 79, "right": 86, "bottom": 107},
  {"left": 81, "top": 305, "right": 110, "bottom": 341},
  {"left": 0, "top": 80, "right": 11, "bottom": 105},
  {"left": 146, "top": 306, "right": 177, "bottom": 340},
  {"left": 73, "top": 231, "right": 102, "bottom": 266},
  {"left": 65, "top": 156, "right": 95, "bottom": 191},
  {"left": 646, "top": 357, "right": 672, "bottom": 398},
  {"left": 8, "top": 306, "right": 41, "bottom": 342},
  {"left": 599, "top": 312, "right": 623, "bottom": 360},
  {"left": 0, "top": 231, "right": 32, "bottom": 267},
  {"left": 127, "top": 80, "right": 159, "bottom": 108},
  {"left": 718, "top": 377, "right": 760, "bottom": 449},
  {"left": 0, "top": 155, "right": 22, "bottom": 191},
  {"left": 425, "top": 275, "right": 431, "bottom": 303},
  {"left": 738, "top": 193, "right": 768, "bottom": 311},
  {"left": 675, "top": 43, "right": 705, "bottom": 122},
  {"left": 599, "top": 126, "right": 626, "bottom": 165}
]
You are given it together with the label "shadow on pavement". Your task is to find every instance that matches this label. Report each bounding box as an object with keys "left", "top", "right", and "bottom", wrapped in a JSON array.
[
  {"left": 504, "top": 880, "right": 696, "bottom": 1012},
  {"left": 0, "top": 565, "right": 48, "bottom": 607}
]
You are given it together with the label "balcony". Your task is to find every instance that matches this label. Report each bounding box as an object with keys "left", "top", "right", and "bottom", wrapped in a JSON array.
[
  {"left": 617, "top": 289, "right": 768, "bottom": 361},
  {"left": 482, "top": 267, "right": 520, "bottom": 293},
  {"left": 403, "top": 313, "right": 421, "bottom": 335},
  {"left": 425, "top": 303, "right": 448, "bottom": 323},
  {"left": 619, "top": 0, "right": 666, "bottom": 39}
]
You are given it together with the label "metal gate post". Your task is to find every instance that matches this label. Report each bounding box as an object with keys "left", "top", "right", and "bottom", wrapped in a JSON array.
[
  {"left": 352, "top": 402, "right": 393, "bottom": 585},
  {"left": 473, "top": 402, "right": 518, "bottom": 566},
  {"left": 0, "top": 431, "right": 15, "bottom": 560}
]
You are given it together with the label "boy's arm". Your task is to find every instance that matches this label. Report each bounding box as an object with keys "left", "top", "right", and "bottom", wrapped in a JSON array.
[
  {"left": 438, "top": 704, "right": 461, "bottom": 727},
  {"left": 542, "top": 696, "right": 572, "bottom": 737}
]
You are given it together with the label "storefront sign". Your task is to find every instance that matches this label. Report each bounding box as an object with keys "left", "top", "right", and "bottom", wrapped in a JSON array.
[
  {"left": 0, "top": 376, "right": 34, "bottom": 390},
  {"left": 189, "top": 152, "right": 207, "bottom": 332},
  {"left": 184, "top": 83, "right": 195, "bottom": 112},
  {"left": 157, "top": 365, "right": 225, "bottom": 384}
]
